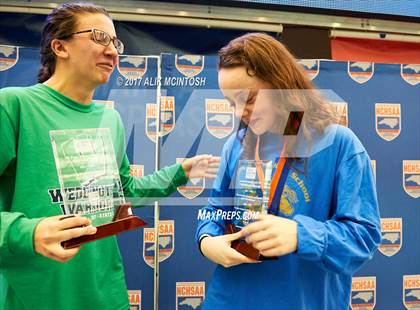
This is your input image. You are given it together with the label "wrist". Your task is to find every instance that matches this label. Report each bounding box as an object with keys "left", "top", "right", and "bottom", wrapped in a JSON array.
[{"left": 181, "top": 161, "right": 190, "bottom": 178}]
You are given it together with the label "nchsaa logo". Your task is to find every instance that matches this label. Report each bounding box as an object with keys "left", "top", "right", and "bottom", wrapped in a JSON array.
[
  {"left": 379, "top": 218, "right": 402, "bottom": 257},
  {"left": 297, "top": 59, "right": 320, "bottom": 80},
  {"left": 403, "top": 275, "right": 420, "bottom": 309},
  {"left": 330, "top": 101, "right": 348, "bottom": 127},
  {"left": 118, "top": 55, "right": 147, "bottom": 79},
  {"left": 159, "top": 96, "right": 175, "bottom": 136},
  {"left": 350, "top": 276, "right": 376, "bottom": 309},
  {"left": 175, "top": 55, "right": 204, "bottom": 77},
  {"left": 371, "top": 160, "right": 376, "bottom": 183},
  {"left": 176, "top": 282, "right": 205, "bottom": 310},
  {"left": 401, "top": 64, "right": 420, "bottom": 86},
  {"left": 176, "top": 158, "right": 205, "bottom": 199},
  {"left": 145, "top": 97, "right": 176, "bottom": 142},
  {"left": 205, "top": 99, "right": 234, "bottom": 139},
  {"left": 375, "top": 103, "right": 401, "bottom": 141},
  {"left": 143, "top": 220, "right": 175, "bottom": 267},
  {"left": 130, "top": 165, "right": 144, "bottom": 178},
  {"left": 348, "top": 62, "right": 374, "bottom": 84},
  {"left": 145, "top": 103, "right": 158, "bottom": 142},
  {"left": 403, "top": 160, "right": 420, "bottom": 198},
  {"left": 0, "top": 45, "right": 18, "bottom": 71},
  {"left": 128, "top": 290, "right": 141, "bottom": 310}
]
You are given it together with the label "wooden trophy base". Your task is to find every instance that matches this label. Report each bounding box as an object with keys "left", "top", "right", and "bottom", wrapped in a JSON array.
[
  {"left": 62, "top": 203, "right": 146, "bottom": 249},
  {"left": 225, "top": 223, "right": 277, "bottom": 261}
]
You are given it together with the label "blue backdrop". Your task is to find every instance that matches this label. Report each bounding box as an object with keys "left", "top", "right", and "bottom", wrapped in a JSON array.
[{"left": 0, "top": 45, "right": 419, "bottom": 310}]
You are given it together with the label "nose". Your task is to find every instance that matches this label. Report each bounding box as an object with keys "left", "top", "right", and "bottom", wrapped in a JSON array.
[
  {"left": 104, "top": 42, "right": 119, "bottom": 61},
  {"left": 235, "top": 105, "right": 252, "bottom": 121}
]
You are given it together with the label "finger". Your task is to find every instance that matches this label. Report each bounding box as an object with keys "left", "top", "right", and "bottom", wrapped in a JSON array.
[
  {"left": 241, "top": 219, "right": 272, "bottom": 236},
  {"left": 57, "top": 216, "right": 92, "bottom": 230},
  {"left": 254, "top": 213, "right": 272, "bottom": 221},
  {"left": 209, "top": 157, "right": 221, "bottom": 165},
  {"left": 206, "top": 167, "right": 219, "bottom": 173},
  {"left": 57, "top": 225, "right": 97, "bottom": 242},
  {"left": 253, "top": 239, "right": 278, "bottom": 252},
  {"left": 197, "top": 158, "right": 209, "bottom": 165},
  {"left": 245, "top": 229, "right": 273, "bottom": 245},
  {"left": 196, "top": 154, "right": 211, "bottom": 161},
  {"left": 225, "top": 231, "right": 243, "bottom": 242},
  {"left": 260, "top": 247, "right": 283, "bottom": 257}
]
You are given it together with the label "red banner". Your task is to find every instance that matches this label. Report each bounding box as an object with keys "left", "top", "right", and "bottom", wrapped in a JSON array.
[{"left": 331, "top": 37, "right": 420, "bottom": 64}]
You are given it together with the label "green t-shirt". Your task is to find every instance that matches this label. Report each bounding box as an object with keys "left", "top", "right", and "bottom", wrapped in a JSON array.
[{"left": 0, "top": 84, "right": 187, "bottom": 309}]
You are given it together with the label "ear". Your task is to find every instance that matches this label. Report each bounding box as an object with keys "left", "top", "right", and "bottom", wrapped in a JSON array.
[{"left": 50, "top": 39, "right": 69, "bottom": 59}]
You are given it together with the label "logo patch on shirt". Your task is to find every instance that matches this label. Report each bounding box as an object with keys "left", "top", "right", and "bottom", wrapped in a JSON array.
[
  {"left": 277, "top": 169, "right": 311, "bottom": 217},
  {"left": 205, "top": 99, "right": 234, "bottom": 139},
  {"left": 375, "top": 103, "right": 401, "bottom": 141},
  {"left": 297, "top": 59, "right": 319, "bottom": 80},
  {"left": 118, "top": 55, "right": 147, "bottom": 79},
  {"left": 350, "top": 277, "right": 376, "bottom": 309},
  {"left": 0, "top": 45, "right": 18, "bottom": 71},
  {"left": 128, "top": 290, "right": 142, "bottom": 310},
  {"left": 379, "top": 218, "right": 402, "bottom": 257},
  {"left": 401, "top": 64, "right": 420, "bottom": 86},
  {"left": 176, "top": 282, "right": 205, "bottom": 310},
  {"left": 279, "top": 185, "right": 297, "bottom": 216},
  {"left": 143, "top": 220, "right": 175, "bottom": 267},
  {"left": 403, "top": 275, "right": 420, "bottom": 309},
  {"left": 348, "top": 61, "right": 374, "bottom": 84},
  {"left": 176, "top": 158, "right": 205, "bottom": 199},
  {"left": 403, "top": 160, "right": 420, "bottom": 198},
  {"left": 175, "top": 55, "right": 204, "bottom": 77}
]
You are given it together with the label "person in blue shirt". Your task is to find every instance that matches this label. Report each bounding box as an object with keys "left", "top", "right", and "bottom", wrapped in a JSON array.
[{"left": 196, "top": 33, "right": 381, "bottom": 309}]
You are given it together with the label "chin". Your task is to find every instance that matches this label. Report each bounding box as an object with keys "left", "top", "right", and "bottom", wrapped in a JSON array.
[
  {"left": 97, "top": 75, "right": 110, "bottom": 85},
  {"left": 250, "top": 126, "right": 268, "bottom": 136}
]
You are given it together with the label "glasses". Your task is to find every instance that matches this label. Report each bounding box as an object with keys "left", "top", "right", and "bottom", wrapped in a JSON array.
[{"left": 61, "top": 29, "right": 124, "bottom": 54}]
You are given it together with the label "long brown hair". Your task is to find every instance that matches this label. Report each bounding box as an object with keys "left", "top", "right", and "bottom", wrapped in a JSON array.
[
  {"left": 38, "top": 2, "right": 110, "bottom": 83},
  {"left": 218, "top": 32, "right": 338, "bottom": 161}
]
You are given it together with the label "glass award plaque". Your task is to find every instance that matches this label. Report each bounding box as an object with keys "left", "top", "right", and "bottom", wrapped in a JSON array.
[
  {"left": 225, "top": 159, "right": 274, "bottom": 260},
  {"left": 50, "top": 128, "right": 146, "bottom": 249}
]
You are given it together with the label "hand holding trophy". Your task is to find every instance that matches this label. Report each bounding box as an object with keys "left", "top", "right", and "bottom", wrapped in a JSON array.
[
  {"left": 224, "top": 159, "right": 277, "bottom": 260},
  {"left": 34, "top": 215, "right": 97, "bottom": 263}
]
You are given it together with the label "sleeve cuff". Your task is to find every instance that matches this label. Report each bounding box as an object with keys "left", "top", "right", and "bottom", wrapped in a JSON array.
[
  {"left": 173, "top": 163, "right": 189, "bottom": 187},
  {"left": 198, "top": 234, "right": 211, "bottom": 256},
  {"left": 8, "top": 217, "right": 44, "bottom": 256},
  {"left": 293, "top": 214, "right": 327, "bottom": 261},
  {"left": 196, "top": 221, "right": 224, "bottom": 243}
]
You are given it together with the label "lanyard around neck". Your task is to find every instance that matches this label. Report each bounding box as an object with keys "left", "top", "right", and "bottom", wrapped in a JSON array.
[{"left": 255, "top": 135, "right": 291, "bottom": 215}]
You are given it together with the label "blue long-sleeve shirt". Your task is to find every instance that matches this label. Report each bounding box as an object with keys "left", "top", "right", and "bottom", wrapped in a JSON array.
[{"left": 196, "top": 124, "right": 381, "bottom": 309}]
